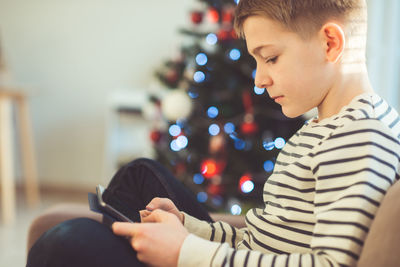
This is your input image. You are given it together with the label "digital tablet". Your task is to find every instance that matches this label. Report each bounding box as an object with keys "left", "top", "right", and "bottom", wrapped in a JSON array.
[{"left": 95, "top": 185, "right": 134, "bottom": 223}]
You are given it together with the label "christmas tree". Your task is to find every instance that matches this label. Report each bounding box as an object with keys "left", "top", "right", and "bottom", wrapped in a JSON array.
[{"left": 147, "top": 0, "right": 304, "bottom": 214}]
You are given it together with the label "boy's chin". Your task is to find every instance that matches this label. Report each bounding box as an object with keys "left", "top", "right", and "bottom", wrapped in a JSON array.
[{"left": 281, "top": 107, "right": 304, "bottom": 119}]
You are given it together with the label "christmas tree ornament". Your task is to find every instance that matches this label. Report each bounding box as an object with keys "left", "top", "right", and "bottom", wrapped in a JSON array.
[
  {"left": 149, "top": 130, "right": 162, "bottom": 143},
  {"left": 200, "top": 159, "right": 218, "bottom": 178},
  {"left": 217, "top": 29, "right": 231, "bottom": 41},
  {"left": 222, "top": 9, "right": 234, "bottom": 24},
  {"left": 191, "top": 10, "right": 204, "bottom": 24},
  {"left": 201, "top": 158, "right": 226, "bottom": 178},
  {"left": 209, "top": 134, "right": 226, "bottom": 154},
  {"left": 161, "top": 89, "right": 193, "bottom": 121},
  {"left": 207, "top": 8, "right": 220, "bottom": 23},
  {"left": 240, "top": 91, "right": 259, "bottom": 135},
  {"left": 240, "top": 114, "right": 259, "bottom": 135}
]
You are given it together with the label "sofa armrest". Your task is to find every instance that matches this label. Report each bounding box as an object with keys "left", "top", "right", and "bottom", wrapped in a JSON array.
[{"left": 27, "top": 203, "right": 102, "bottom": 252}]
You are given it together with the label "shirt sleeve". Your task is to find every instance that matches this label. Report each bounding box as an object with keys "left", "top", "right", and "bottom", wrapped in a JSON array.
[
  {"left": 178, "top": 119, "right": 400, "bottom": 267},
  {"left": 182, "top": 211, "right": 247, "bottom": 248}
]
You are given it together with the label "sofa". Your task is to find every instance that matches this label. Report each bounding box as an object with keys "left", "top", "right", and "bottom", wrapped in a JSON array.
[{"left": 27, "top": 179, "right": 400, "bottom": 266}]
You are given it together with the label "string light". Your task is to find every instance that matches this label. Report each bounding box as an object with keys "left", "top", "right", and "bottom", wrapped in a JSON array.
[
  {"left": 188, "top": 89, "right": 199, "bottom": 99},
  {"left": 224, "top": 122, "right": 235, "bottom": 134},
  {"left": 274, "top": 137, "right": 286, "bottom": 149},
  {"left": 206, "top": 33, "right": 218, "bottom": 45},
  {"left": 176, "top": 135, "right": 188, "bottom": 149},
  {"left": 209, "top": 124, "right": 220, "bottom": 136},
  {"left": 234, "top": 139, "right": 246, "bottom": 150},
  {"left": 230, "top": 204, "right": 242, "bottom": 215},
  {"left": 242, "top": 180, "right": 254, "bottom": 193},
  {"left": 252, "top": 69, "right": 256, "bottom": 79},
  {"left": 207, "top": 106, "right": 219, "bottom": 118},
  {"left": 239, "top": 174, "right": 254, "bottom": 193},
  {"left": 197, "top": 192, "right": 208, "bottom": 203},
  {"left": 193, "top": 173, "right": 205, "bottom": 184},
  {"left": 254, "top": 86, "right": 265, "bottom": 95},
  {"left": 193, "top": 71, "right": 206, "bottom": 83},
  {"left": 229, "top": 49, "right": 241, "bottom": 61},
  {"left": 196, "top": 53, "right": 208, "bottom": 66},
  {"left": 263, "top": 160, "right": 274, "bottom": 172},
  {"left": 263, "top": 140, "right": 275, "bottom": 151},
  {"left": 170, "top": 140, "right": 180, "bottom": 151},
  {"left": 169, "top": 124, "right": 181, "bottom": 136}
]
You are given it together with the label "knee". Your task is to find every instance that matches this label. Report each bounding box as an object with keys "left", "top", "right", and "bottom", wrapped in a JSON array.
[
  {"left": 125, "top": 157, "right": 158, "bottom": 169},
  {"left": 27, "top": 218, "right": 119, "bottom": 266}
]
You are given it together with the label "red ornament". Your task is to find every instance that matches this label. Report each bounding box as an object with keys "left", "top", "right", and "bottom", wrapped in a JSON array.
[
  {"left": 230, "top": 29, "right": 238, "bottom": 39},
  {"left": 217, "top": 29, "right": 230, "bottom": 41},
  {"left": 191, "top": 11, "right": 203, "bottom": 24},
  {"left": 201, "top": 159, "right": 218, "bottom": 178},
  {"left": 150, "top": 130, "right": 162, "bottom": 143},
  {"left": 240, "top": 121, "right": 259, "bottom": 135},
  {"left": 207, "top": 8, "right": 220, "bottom": 23},
  {"left": 222, "top": 10, "right": 234, "bottom": 24},
  {"left": 200, "top": 159, "right": 226, "bottom": 178},
  {"left": 207, "top": 184, "right": 224, "bottom": 196}
]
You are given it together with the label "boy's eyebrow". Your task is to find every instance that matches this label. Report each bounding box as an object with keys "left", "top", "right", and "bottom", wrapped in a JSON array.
[{"left": 249, "top": 44, "right": 274, "bottom": 56}]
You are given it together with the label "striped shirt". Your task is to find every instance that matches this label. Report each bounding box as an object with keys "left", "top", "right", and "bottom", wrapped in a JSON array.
[{"left": 178, "top": 93, "right": 400, "bottom": 267}]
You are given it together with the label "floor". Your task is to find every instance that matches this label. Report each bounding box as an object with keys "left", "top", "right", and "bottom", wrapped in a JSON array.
[{"left": 0, "top": 188, "right": 87, "bottom": 267}]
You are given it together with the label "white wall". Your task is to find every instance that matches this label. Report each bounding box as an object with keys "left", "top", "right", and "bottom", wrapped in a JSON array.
[
  {"left": 366, "top": 0, "right": 400, "bottom": 110},
  {"left": 0, "top": 0, "right": 194, "bottom": 188}
]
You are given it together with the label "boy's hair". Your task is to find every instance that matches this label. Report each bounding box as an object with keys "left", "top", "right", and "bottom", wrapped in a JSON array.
[{"left": 234, "top": 0, "right": 367, "bottom": 42}]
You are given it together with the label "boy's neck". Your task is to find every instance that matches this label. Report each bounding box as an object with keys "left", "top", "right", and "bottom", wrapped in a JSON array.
[{"left": 317, "top": 64, "right": 373, "bottom": 122}]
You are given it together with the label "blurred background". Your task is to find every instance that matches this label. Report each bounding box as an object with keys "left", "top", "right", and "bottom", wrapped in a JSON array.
[{"left": 0, "top": 0, "right": 399, "bottom": 266}]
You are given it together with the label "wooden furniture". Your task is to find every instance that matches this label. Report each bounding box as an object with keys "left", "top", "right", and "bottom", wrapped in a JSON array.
[{"left": 0, "top": 89, "right": 40, "bottom": 224}]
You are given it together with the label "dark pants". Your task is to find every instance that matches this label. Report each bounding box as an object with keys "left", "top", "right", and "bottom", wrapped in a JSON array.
[{"left": 26, "top": 158, "right": 212, "bottom": 267}]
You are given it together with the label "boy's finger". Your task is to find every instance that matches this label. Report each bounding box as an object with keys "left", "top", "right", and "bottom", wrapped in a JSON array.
[
  {"left": 146, "top": 197, "right": 171, "bottom": 211},
  {"left": 146, "top": 197, "right": 162, "bottom": 210},
  {"left": 112, "top": 222, "right": 138, "bottom": 237},
  {"left": 142, "top": 209, "right": 172, "bottom": 223},
  {"left": 139, "top": 210, "right": 152, "bottom": 219}
]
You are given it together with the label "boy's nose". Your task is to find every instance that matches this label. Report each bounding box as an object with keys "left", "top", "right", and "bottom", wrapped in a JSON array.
[{"left": 254, "top": 69, "right": 272, "bottom": 89}]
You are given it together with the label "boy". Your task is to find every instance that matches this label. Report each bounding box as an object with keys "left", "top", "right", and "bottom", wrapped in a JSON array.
[
  {"left": 113, "top": 0, "right": 400, "bottom": 266},
  {"left": 27, "top": 0, "right": 400, "bottom": 267}
]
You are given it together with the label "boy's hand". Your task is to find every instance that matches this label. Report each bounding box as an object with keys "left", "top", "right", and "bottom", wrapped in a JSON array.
[
  {"left": 112, "top": 209, "right": 189, "bottom": 267},
  {"left": 141, "top": 197, "right": 184, "bottom": 224}
]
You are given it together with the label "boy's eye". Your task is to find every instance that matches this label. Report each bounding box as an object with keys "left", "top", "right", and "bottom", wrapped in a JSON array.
[{"left": 265, "top": 56, "right": 278, "bottom": 64}]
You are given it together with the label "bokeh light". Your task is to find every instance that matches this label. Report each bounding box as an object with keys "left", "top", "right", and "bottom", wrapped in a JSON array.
[
  {"left": 230, "top": 204, "right": 242, "bottom": 215},
  {"left": 229, "top": 49, "right": 241, "bottom": 61},
  {"left": 208, "top": 124, "right": 220, "bottom": 136},
  {"left": 196, "top": 53, "right": 208, "bottom": 66},
  {"left": 207, "top": 106, "right": 219, "bottom": 118},
  {"left": 193, "top": 71, "right": 206, "bottom": 83},
  {"left": 206, "top": 33, "right": 218, "bottom": 45}
]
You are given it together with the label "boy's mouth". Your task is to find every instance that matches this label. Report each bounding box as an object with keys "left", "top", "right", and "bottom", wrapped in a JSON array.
[{"left": 272, "top": 95, "right": 284, "bottom": 103}]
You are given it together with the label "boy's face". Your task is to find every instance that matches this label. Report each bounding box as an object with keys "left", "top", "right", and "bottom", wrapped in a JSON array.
[{"left": 243, "top": 16, "right": 334, "bottom": 118}]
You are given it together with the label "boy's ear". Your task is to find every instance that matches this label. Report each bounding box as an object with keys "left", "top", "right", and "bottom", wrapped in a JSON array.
[{"left": 320, "top": 22, "right": 345, "bottom": 63}]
